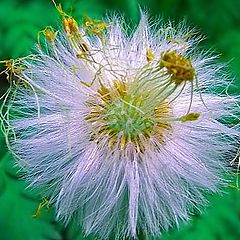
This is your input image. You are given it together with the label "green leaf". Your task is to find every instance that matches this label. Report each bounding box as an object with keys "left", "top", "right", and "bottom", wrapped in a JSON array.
[
  {"left": 63, "top": 0, "right": 108, "bottom": 19},
  {"left": 0, "top": 151, "right": 61, "bottom": 240},
  {"left": 0, "top": 0, "right": 58, "bottom": 58},
  {"left": 161, "top": 182, "right": 240, "bottom": 240},
  {"left": 60, "top": 220, "right": 96, "bottom": 240}
]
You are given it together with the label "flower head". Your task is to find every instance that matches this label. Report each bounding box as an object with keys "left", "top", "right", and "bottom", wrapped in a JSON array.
[{"left": 1, "top": 10, "right": 239, "bottom": 240}]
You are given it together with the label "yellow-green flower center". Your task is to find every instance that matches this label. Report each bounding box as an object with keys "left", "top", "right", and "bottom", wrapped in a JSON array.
[
  {"left": 104, "top": 96, "right": 154, "bottom": 139},
  {"left": 85, "top": 81, "right": 172, "bottom": 152}
]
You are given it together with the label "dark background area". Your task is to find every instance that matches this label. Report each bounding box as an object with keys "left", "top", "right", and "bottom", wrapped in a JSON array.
[{"left": 0, "top": 0, "right": 239, "bottom": 239}]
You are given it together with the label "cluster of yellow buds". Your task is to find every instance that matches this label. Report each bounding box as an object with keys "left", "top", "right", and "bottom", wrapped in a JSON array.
[
  {"left": 63, "top": 17, "right": 78, "bottom": 35},
  {"left": 37, "top": 1, "right": 109, "bottom": 60},
  {"left": 54, "top": 3, "right": 79, "bottom": 36},
  {"left": 63, "top": 17, "right": 77, "bottom": 35},
  {"left": 160, "top": 50, "right": 195, "bottom": 85}
]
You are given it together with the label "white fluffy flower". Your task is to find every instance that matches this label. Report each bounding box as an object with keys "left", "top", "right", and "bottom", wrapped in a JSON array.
[{"left": 2, "top": 12, "right": 239, "bottom": 240}]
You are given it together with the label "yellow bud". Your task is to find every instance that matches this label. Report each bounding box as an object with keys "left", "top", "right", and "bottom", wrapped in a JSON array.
[
  {"left": 160, "top": 50, "right": 195, "bottom": 84},
  {"left": 177, "top": 112, "right": 200, "bottom": 122},
  {"left": 63, "top": 17, "right": 78, "bottom": 35},
  {"left": 43, "top": 28, "right": 58, "bottom": 43},
  {"left": 146, "top": 48, "right": 154, "bottom": 62}
]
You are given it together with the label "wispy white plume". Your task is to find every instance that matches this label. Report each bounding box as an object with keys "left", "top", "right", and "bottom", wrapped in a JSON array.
[{"left": 1, "top": 10, "right": 239, "bottom": 240}]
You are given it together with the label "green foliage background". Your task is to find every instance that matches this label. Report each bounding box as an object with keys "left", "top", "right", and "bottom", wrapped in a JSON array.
[{"left": 0, "top": 0, "right": 239, "bottom": 239}]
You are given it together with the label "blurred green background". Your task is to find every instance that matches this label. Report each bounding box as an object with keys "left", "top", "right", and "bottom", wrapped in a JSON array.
[{"left": 0, "top": 0, "right": 240, "bottom": 239}]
